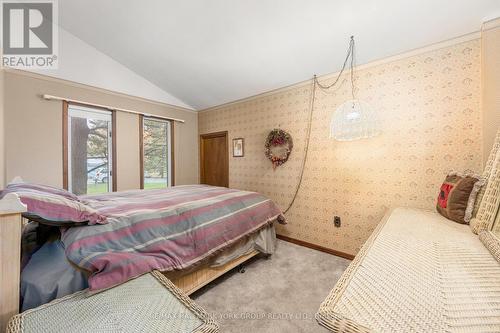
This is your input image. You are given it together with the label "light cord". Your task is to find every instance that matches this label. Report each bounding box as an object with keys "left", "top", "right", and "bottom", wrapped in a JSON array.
[
  {"left": 283, "top": 76, "right": 316, "bottom": 214},
  {"left": 283, "top": 36, "right": 356, "bottom": 215}
]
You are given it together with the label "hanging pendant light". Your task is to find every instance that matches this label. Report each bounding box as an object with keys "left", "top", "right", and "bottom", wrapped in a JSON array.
[
  {"left": 321, "top": 36, "right": 381, "bottom": 141},
  {"left": 330, "top": 99, "right": 381, "bottom": 141}
]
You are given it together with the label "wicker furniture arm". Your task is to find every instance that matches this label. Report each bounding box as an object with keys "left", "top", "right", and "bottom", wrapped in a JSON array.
[
  {"left": 470, "top": 129, "right": 500, "bottom": 233},
  {"left": 316, "top": 211, "right": 390, "bottom": 333}
]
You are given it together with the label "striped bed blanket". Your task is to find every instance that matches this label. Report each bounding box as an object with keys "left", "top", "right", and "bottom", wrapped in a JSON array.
[{"left": 61, "top": 185, "right": 284, "bottom": 291}]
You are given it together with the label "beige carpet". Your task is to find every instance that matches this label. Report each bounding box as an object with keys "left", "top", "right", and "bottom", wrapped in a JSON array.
[{"left": 192, "top": 240, "right": 351, "bottom": 333}]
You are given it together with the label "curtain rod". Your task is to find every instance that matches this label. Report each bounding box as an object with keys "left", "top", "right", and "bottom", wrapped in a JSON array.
[{"left": 42, "top": 94, "right": 186, "bottom": 123}]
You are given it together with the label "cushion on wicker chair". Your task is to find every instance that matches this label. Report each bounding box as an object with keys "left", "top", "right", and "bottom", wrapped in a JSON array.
[{"left": 436, "top": 172, "right": 483, "bottom": 224}]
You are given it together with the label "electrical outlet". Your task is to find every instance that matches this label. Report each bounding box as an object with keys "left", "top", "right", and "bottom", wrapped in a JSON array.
[{"left": 334, "top": 216, "right": 341, "bottom": 227}]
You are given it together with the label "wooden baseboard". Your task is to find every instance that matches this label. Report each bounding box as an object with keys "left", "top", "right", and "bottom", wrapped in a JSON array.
[{"left": 276, "top": 234, "right": 355, "bottom": 260}]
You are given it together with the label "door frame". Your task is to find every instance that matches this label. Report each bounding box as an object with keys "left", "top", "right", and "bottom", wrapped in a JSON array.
[{"left": 199, "top": 131, "right": 229, "bottom": 187}]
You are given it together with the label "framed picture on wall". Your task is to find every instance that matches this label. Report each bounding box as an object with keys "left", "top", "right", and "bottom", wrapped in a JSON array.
[{"left": 233, "top": 138, "right": 244, "bottom": 157}]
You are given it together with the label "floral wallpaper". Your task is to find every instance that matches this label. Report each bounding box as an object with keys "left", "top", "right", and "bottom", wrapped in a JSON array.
[{"left": 199, "top": 39, "right": 482, "bottom": 256}]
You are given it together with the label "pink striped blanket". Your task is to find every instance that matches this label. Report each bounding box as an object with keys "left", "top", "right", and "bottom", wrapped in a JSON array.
[{"left": 62, "top": 185, "right": 284, "bottom": 290}]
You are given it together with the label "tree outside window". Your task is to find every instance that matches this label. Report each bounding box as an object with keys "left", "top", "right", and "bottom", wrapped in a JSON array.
[
  {"left": 68, "top": 106, "right": 113, "bottom": 195},
  {"left": 143, "top": 118, "right": 171, "bottom": 189}
]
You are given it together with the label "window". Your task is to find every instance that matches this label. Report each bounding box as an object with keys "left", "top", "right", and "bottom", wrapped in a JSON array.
[
  {"left": 66, "top": 104, "right": 114, "bottom": 195},
  {"left": 141, "top": 117, "right": 172, "bottom": 189}
]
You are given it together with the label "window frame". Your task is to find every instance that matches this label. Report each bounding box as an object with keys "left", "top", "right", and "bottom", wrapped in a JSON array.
[
  {"left": 63, "top": 101, "right": 117, "bottom": 193},
  {"left": 139, "top": 115, "right": 175, "bottom": 189}
]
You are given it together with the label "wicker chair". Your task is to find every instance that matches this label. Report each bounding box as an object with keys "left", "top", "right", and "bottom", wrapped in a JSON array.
[{"left": 7, "top": 271, "right": 219, "bottom": 333}]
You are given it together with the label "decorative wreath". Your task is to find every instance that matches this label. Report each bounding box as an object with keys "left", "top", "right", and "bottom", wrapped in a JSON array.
[{"left": 265, "top": 129, "right": 293, "bottom": 169}]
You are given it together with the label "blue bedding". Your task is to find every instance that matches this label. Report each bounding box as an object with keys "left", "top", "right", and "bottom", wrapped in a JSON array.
[{"left": 21, "top": 240, "right": 88, "bottom": 311}]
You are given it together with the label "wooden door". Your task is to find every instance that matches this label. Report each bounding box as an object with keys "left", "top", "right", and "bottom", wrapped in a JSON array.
[{"left": 200, "top": 131, "right": 229, "bottom": 187}]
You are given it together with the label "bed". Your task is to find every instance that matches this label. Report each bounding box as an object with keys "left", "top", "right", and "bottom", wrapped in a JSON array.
[{"left": 0, "top": 183, "right": 285, "bottom": 312}]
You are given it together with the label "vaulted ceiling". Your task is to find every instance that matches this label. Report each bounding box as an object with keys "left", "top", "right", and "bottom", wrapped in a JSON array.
[{"left": 59, "top": 0, "right": 500, "bottom": 110}]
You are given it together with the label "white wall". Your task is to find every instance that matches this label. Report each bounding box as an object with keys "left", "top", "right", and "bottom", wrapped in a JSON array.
[{"left": 28, "top": 28, "right": 193, "bottom": 110}]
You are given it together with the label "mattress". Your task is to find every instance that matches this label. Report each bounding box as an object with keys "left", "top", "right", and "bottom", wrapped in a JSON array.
[
  {"left": 21, "top": 224, "right": 276, "bottom": 311},
  {"left": 63, "top": 185, "right": 284, "bottom": 290}
]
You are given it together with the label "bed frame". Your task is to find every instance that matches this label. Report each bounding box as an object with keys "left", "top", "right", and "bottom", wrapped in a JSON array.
[
  {"left": 163, "top": 250, "right": 259, "bottom": 295},
  {"left": 0, "top": 193, "right": 260, "bottom": 331},
  {"left": 0, "top": 194, "right": 26, "bottom": 332}
]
